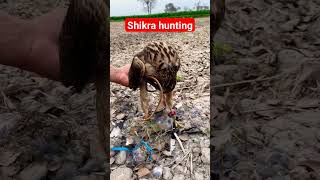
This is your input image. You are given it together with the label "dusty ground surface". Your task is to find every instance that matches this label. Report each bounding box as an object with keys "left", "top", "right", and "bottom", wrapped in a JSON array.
[
  {"left": 212, "top": 0, "right": 320, "bottom": 179},
  {"left": 110, "top": 18, "right": 210, "bottom": 180},
  {"left": 0, "top": 1, "right": 108, "bottom": 180},
  {"left": 0, "top": 1, "right": 210, "bottom": 180}
]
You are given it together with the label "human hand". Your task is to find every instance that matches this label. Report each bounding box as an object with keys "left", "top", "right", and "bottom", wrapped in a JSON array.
[
  {"left": 0, "top": 8, "right": 133, "bottom": 89},
  {"left": 110, "top": 64, "right": 131, "bottom": 87}
]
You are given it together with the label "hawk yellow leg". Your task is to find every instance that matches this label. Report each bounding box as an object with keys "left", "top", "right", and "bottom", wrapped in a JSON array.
[{"left": 140, "top": 82, "right": 150, "bottom": 120}]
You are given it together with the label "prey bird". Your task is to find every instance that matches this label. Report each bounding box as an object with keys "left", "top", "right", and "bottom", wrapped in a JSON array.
[{"left": 128, "top": 42, "right": 181, "bottom": 120}]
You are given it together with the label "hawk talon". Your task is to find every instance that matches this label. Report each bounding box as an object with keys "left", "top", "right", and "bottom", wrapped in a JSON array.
[
  {"left": 156, "top": 106, "right": 166, "bottom": 113},
  {"left": 174, "top": 120, "right": 184, "bottom": 129},
  {"left": 143, "top": 114, "right": 152, "bottom": 121}
]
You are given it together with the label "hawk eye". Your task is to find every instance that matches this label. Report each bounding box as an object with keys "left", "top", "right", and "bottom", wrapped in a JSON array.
[
  {"left": 158, "top": 62, "right": 167, "bottom": 70},
  {"left": 158, "top": 63, "right": 163, "bottom": 69}
]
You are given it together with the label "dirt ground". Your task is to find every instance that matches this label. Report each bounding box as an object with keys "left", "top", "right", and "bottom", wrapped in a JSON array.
[
  {"left": 0, "top": 2, "right": 108, "bottom": 180},
  {"left": 2, "top": 0, "right": 320, "bottom": 179},
  {"left": 0, "top": 1, "right": 210, "bottom": 180},
  {"left": 0, "top": 1, "right": 100, "bottom": 180},
  {"left": 109, "top": 18, "right": 210, "bottom": 179},
  {"left": 212, "top": 0, "right": 320, "bottom": 179}
]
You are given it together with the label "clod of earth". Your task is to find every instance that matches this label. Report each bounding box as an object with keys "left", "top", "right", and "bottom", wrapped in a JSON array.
[{"left": 213, "top": 0, "right": 320, "bottom": 179}]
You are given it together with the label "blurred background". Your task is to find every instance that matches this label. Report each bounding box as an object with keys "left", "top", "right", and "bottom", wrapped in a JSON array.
[{"left": 111, "top": 0, "right": 210, "bottom": 16}]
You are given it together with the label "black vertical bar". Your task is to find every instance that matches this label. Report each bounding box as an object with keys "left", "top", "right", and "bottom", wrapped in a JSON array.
[
  {"left": 210, "top": 0, "right": 216, "bottom": 179},
  {"left": 106, "top": 0, "right": 110, "bottom": 178},
  {"left": 104, "top": 0, "right": 110, "bottom": 179}
]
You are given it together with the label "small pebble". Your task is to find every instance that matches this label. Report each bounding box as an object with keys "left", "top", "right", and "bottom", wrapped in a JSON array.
[
  {"left": 163, "top": 167, "right": 173, "bottom": 180},
  {"left": 115, "top": 151, "right": 126, "bottom": 165},
  {"left": 110, "top": 167, "right": 133, "bottom": 180},
  {"left": 172, "top": 174, "right": 185, "bottom": 180},
  {"left": 145, "top": 164, "right": 153, "bottom": 170},
  {"left": 116, "top": 113, "right": 125, "bottom": 120},
  {"left": 193, "top": 147, "right": 201, "bottom": 153},
  {"left": 152, "top": 166, "right": 163, "bottom": 178},
  {"left": 175, "top": 165, "right": 184, "bottom": 174},
  {"left": 110, "top": 150, "right": 115, "bottom": 157},
  {"left": 194, "top": 172, "right": 204, "bottom": 180},
  {"left": 110, "top": 157, "right": 115, "bottom": 165},
  {"left": 176, "top": 102, "right": 183, "bottom": 109},
  {"left": 18, "top": 162, "right": 48, "bottom": 180},
  {"left": 163, "top": 151, "right": 172, "bottom": 157},
  {"left": 110, "top": 127, "right": 121, "bottom": 137},
  {"left": 201, "top": 147, "right": 210, "bottom": 164},
  {"left": 290, "top": 166, "right": 309, "bottom": 180}
]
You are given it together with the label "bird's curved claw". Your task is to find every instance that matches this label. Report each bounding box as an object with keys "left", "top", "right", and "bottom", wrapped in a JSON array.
[{"left": 174, "top": 120, "right": 184, "bottom": 129}]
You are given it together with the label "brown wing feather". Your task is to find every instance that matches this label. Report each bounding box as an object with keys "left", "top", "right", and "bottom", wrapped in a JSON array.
[
  {"left": 128, "top": 57, "right": 145, "bottom": 90},
  {"left": 129, "top": 42, "right": 180, "bottom": 92}
]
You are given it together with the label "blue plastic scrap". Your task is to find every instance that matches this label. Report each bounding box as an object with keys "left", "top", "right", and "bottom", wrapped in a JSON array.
[{"left": 111, "top": 139, "right": 154, "bottom": 161}]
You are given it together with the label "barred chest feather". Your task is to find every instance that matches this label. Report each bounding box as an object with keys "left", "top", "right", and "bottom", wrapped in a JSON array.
[{"left": 130, "top": 42, "right": 181, "bottom": 93}]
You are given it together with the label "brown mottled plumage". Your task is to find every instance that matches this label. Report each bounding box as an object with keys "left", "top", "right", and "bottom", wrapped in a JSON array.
[
  {"left": 129, "top": 42, "right": 181, "bottom": 119},
  {"left": 58, "top": 0, "right": 109, "bottom": 166},
  {"left": 59, "top": 0, "right": 108, "bottom": 92}
]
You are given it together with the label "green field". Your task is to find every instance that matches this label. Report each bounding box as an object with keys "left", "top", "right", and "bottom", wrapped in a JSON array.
[{"left": 110, "top": 10, "right": 210, "bottom": 21}]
